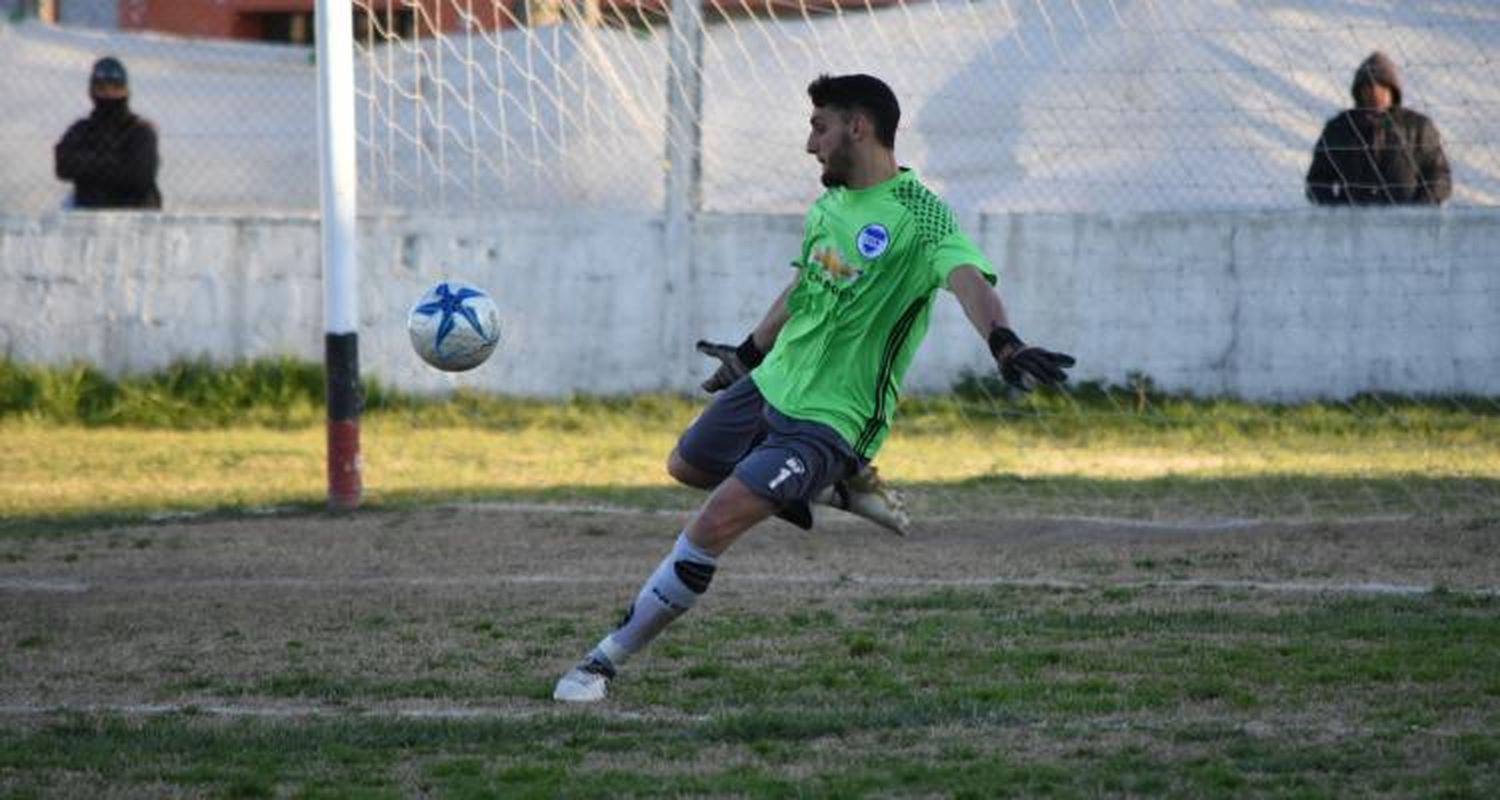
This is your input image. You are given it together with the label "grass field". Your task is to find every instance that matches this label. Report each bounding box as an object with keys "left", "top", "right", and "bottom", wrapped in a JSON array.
[
  {"left": 2, "top": 359, "right": 1497, "bottom": 526},
  {"left": 2, "top": 360, "right": 1499, "bottom": 796}
]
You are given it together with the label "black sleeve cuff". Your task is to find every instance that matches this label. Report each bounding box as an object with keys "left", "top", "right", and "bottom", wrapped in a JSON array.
[
  {"left": 987, "top": 326, "right": 1023, "bottom": 361},
  {"left": 736, "top": 334, "right": 765, "bottom": 369}
]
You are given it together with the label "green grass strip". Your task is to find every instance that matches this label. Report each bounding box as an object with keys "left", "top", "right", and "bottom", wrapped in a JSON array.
[{"left": 2, "top": 359, "right": 1497, "bottom": 527}]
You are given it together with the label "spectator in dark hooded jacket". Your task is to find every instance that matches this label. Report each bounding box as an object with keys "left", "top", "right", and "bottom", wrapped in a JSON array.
[
  {"left": 1305, "top": 51, "right": 1451, "bottom": 206},
  {"left": 54, "top": 56, "right": 162, "bottom": 210}
]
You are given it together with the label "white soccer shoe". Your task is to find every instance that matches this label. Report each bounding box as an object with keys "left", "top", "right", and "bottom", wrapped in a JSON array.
[
  {"left": 553, "top": 655, "right": 615, "bottom": 703},
  {"left": 822, "top": 465, "right": 911, "bottom": 536}
]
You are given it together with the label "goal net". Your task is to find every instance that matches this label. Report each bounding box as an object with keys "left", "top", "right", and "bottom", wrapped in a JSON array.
[
  {"left": 348, "top": 0, "right": 1500, "bottom": 524},
  {"left": 350, "top": 0, "right": 1500, "bottom": 214}
]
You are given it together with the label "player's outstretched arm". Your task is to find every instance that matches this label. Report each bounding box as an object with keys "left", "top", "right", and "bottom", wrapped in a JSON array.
[
  {"left": 697, "top": 275, "right": 798, "bottom": 393},
  {"left": 948, "top": 265, "right": 1075, "bottom": 391}
]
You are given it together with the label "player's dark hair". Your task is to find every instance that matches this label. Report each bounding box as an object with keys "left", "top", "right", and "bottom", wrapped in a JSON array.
[{"left": 807, "top": 73, "right": 899, "bottom": 149}]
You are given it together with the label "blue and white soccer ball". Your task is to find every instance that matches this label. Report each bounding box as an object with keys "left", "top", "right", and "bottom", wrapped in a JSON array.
[{"left": 406, "top": 280, "right": 502, "bottom": 372}]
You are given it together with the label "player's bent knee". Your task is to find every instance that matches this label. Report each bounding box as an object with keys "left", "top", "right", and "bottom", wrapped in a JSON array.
[
  {"left": 667, "top": 448, "right": 721, "bottom": 490},
  {"left": 665, "top": 449, "right": 696, "bottom": 485}
]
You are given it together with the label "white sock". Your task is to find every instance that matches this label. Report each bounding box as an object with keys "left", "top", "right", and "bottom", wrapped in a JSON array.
[{"left": 594, "top": 532, "right": 718, "bottom": 667}]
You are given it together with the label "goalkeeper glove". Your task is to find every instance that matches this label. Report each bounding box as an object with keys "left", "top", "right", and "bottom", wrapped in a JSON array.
[
  {"left": 696, "top": 334, "right": 765, "bottom": 393},
  {"left": 988, "top": 326, "right": 1075, "bottom": 391}
]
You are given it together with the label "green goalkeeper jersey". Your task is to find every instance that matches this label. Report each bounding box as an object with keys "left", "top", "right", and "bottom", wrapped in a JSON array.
[{"left": 752, "top": 168, "right": 996, "bottom": 459}]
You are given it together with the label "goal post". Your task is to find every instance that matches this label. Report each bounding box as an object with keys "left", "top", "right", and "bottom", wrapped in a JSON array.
[{"left": 317, "top": 0, "right": 362, "bottom": 510}]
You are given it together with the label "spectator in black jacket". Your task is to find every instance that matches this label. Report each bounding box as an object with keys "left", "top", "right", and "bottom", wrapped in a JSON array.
[
  {"left": 54, "top": 56, "right": 162, "bottom": 210},
  {"left": 1306, "top": 51, "right": 1451, "bottom": 206}
]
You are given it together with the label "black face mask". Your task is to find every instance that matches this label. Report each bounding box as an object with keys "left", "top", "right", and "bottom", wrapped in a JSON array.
[{"left": 92, "top": 96, "right": 129, "bottom": 117}]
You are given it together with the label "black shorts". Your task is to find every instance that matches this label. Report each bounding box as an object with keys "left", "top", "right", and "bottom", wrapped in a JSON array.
[{"left": 675, "top": 376, "right": 860, "bottom": 507}]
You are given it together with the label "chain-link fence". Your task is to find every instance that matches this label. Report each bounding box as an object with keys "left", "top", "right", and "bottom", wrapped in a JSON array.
[{"left": 3, "top": 1, "right": 1499, "bottom": 216}]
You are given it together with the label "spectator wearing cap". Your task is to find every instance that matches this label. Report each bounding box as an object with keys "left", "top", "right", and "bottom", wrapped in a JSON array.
[
  {"left": 1305, "top": 51, "right": 1451, "bottom": 206},
  {"left": 54, "top": 56, "right": 163, "bottom": 209}
]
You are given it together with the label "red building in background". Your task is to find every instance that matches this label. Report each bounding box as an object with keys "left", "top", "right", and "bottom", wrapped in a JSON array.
[
  {"left": 118, "top": 1, "right": 527, "bottom": 42},
  {"left": 113, "top": 1, "right": 905, "bottom": 44}
]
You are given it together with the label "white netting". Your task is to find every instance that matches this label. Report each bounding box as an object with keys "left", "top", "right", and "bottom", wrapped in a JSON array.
[
  {"left": 350, "top": 0, "right": 1500, "bottom": 215},
  {"left": 340, "top": 1, "right": 1499, "bottom": 525},
  {"left": 2, "top": 2, "right": 1496, "bottom": 214},
  {"left": 354, "top": 2, "right": 669, "bottom": 212}
]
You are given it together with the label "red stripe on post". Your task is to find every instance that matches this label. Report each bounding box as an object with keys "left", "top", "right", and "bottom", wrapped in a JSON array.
[
  {"left": 327, "top": 420, "right": 362, "bottom": 511},
  {"left": 325, "top": 332, "right": 361, "bottom": 510}
]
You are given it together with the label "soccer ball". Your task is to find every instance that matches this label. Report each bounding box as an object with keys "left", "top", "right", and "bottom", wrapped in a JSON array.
[{"left": 407, "top": 280, "right": 502, "bottom": 372}]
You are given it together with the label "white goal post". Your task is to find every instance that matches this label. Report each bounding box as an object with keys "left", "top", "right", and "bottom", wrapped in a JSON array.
[{"left": 317, "top": 0, "right": 362, "bottom": 510}]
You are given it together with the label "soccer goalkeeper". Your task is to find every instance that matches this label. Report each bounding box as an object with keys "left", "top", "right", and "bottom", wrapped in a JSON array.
[
  {"left": 555, "top": 74, "right": 1073, "bottom": 702},
  {"left": 693, "top": 324, "right": 909, "bottom": 536}
]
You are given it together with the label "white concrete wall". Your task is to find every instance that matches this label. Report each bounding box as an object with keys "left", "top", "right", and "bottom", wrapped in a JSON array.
[
  {"left": 998, "top": 209, "right": 1500, "bottom": 399},
  {"left": 2, "top": 208, "right": 1496, "bottom": 400}
]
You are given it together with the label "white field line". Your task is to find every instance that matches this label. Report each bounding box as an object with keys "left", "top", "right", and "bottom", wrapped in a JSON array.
[
  {"left": 3, "top": 573, "right": 1494, "bottom": 597},
  {"left": 0, "top": 701, "right": 707, "bottom": 723},
  {"left": 0, "top": 578, "right": 89, "bottom": 593},
  {"left": 0, "top": 702, "right": 1434, "bottom": 743},
  {"left": 428, "top": 501, "right": 1422, "bottom": 531},
  {"left": 135, "top": 499, "right": 1423, "bottom": 532}
]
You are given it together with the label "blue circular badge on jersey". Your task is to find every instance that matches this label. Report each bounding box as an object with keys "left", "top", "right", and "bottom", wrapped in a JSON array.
[{"left": 856, "top": 223, "right": 890, "bottom": 259}]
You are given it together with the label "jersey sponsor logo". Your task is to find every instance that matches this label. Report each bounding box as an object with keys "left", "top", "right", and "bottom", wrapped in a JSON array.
[
  {"left": 856, "top": 223, "right": 890, "bottom": 259},
  {"left": 811, "top": 246, "right": 864, "bottom": 288}
]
